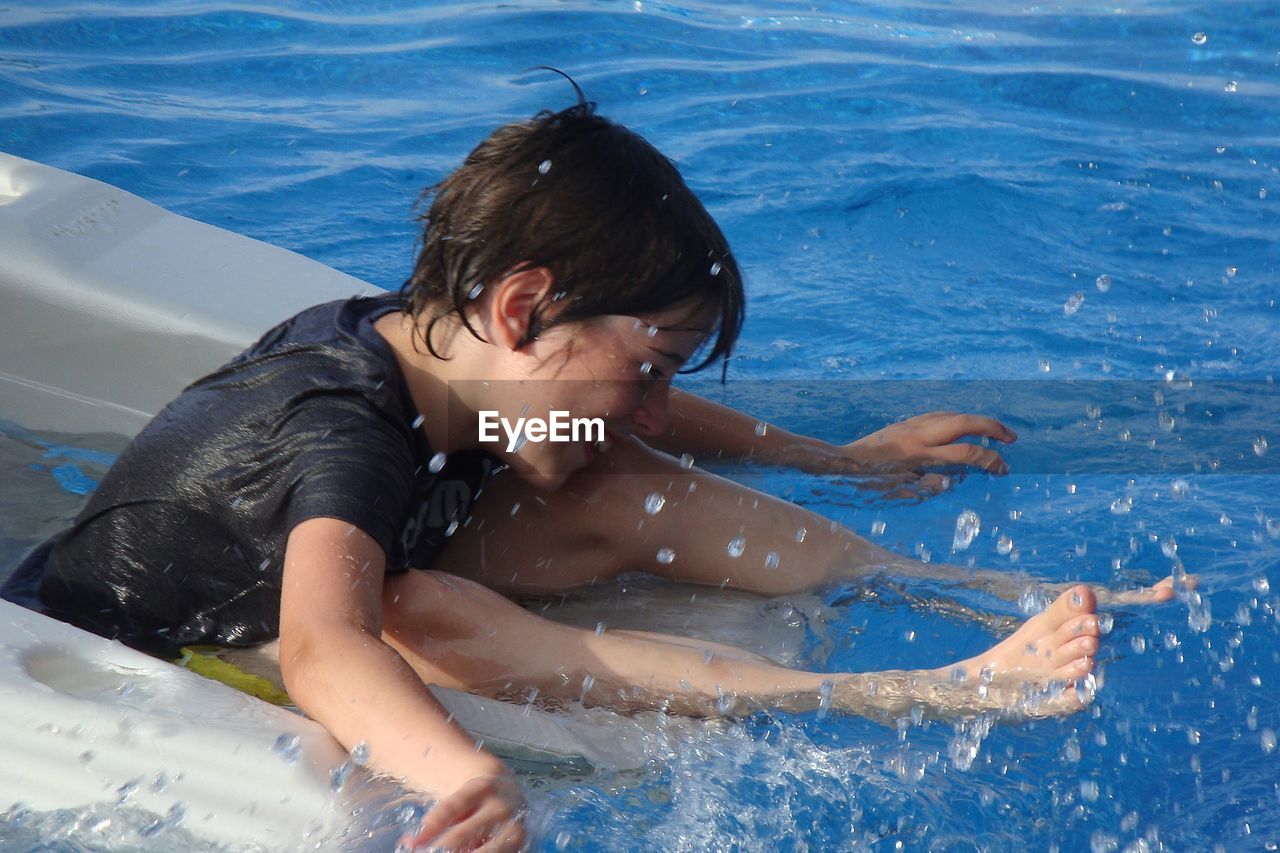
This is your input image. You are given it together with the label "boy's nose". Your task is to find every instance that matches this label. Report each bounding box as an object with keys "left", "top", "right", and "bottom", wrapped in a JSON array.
[{"left": 630, "top": 385, "right": 671, "bottom": 438}]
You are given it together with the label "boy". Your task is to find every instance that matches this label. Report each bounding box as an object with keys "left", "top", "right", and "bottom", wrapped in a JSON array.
[{"left": 10, "top": 99, "right": 1175, "bottom": 851}]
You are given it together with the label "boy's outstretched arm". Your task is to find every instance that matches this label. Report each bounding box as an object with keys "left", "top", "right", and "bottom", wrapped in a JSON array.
[
  {"left": 650, "top": 389, "right": 1016, "bottom": 478},
  {"left": 279, "top": 518, "right": 526, "bottom": 852}
]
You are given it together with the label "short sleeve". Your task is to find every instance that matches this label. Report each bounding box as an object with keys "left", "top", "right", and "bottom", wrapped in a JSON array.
[{"left": 279, "top": 394, "right": 417, "bottom": 565}]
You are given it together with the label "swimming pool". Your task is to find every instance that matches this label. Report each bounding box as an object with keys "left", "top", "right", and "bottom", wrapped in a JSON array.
[{"left": 2, "top": 1, "right": 1278, "bottom": 849}]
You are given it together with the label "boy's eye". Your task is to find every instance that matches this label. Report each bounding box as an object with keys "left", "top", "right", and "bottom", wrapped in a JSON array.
[{"left": 639, "top": 361, "right": 664, "bottom": 380}]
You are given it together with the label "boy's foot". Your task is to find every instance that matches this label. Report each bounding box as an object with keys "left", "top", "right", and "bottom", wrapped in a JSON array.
[
  {"left": 829, "top": 584, "right": 1101, "bottom": 722},
  {"left": 955, "top": 583, "right": 1100, "bottom": 685}
]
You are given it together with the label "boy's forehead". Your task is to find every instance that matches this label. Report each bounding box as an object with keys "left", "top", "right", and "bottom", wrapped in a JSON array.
[{"left": 639, "top": 298, "right": 719, "bottom": 333}]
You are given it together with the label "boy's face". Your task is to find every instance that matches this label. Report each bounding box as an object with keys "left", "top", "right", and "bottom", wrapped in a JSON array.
[{"left": 491, "top": 300, "right": 713, "bottom": 490}]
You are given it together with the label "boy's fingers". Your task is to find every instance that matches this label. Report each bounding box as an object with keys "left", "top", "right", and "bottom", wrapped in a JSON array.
[
  {"left": 930, "top": 442, "right": 1009, "bottom": 474},
  {"left": 929, "top": 414, "right": 1018, "bottom": 445},
  {"left": 477, "top": 817, "right": 529, "bottom": 852},
  {"left": 430, "top": 799, "right": 523, "bottom": 852},
  {"left": 406, "top": 777, "right": 499, "bottom": 847}
]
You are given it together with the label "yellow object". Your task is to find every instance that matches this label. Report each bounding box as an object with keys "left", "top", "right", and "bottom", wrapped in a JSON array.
[{"left": 176, "top": 646, "right": 293, "bottom": 706}]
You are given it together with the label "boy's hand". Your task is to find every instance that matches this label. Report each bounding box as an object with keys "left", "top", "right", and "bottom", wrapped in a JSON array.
[
  {"left": 400, "top": 773, "right": 527, "bottom": 852},
  {"left": 844, "top": 411, "right": 1016, "bottom": 477}
]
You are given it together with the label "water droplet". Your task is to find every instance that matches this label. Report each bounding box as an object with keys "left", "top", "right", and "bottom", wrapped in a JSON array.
[
  {"left": 754, "top": 421, "right": 768, "bottom": 436},
  {"left": 1080, "top": 779, "right": 1100, "bottom": 802},
  {"left": 644, "top": 492, "right": 666, "bottom": 514},
  {"left": 1062, "top": 733, "right": 1082, "bottom": 763},
  {"left": 709, "top": 261, "right": 722, "bottom": 276},
  {"left": 1216, "top": 144, "right": 1228, "bottom": 154},
  {"left": 952, "top": 509, "right": 981, "bottom": 551},
  {"left": 1262, "top": 729, "right": 1277, "bottom": 754},
  {"left": 411, "top": 414, "right": 425, "bottom": 429},
  {"left": 467, "top": 282, "right": 484, "bottom": 300},
  {"left": 817, "top": 679, "right": 833, "bottom": 716},
  {"left": 764, "top": 551, "right": 780, "bottom": 571},
  {"left": 510, "top": 502, "right": 520, "bottom": 517},
  {"left": 272, "top": 734, "right": 301, "bottom": 764},
  {"left": 1187, "top": 595, "right": 1212, "bottom": 633},
  {"left": 1161, "top": 536, "right": 1178, "bottom": 558},
  {"left": 1253, "top": 576, "right": 1271, "bottom": 595},
  {"left": 639, "top": 361, "right": 654, "bottom": 376},
  {"left": 1131, "top": 635, "right": 1146, "bottom": 654},
  {"left": 538, "top": 159, "right": 552, "bottom": 174},
  {"left": 329, "top": 760, "right": 353, "bottom": 790},
  {"left": 349, "top": 742, "right": 371, "bottom": 765},
  {"left": 1095, "top": 273, "right": 1112, "bottom": 293},
  {"left": 1158, "top": 411, "right": 1175, "bottom": 432},
  {"left": 795, "top": 526, "right": 807, "bottom": 543},
  {"left": 1039, "top": 358, "right": 1052, "bottom": 373},
  {"left": 656, "top": 547, "right": 676, "bottom": 564},
  {"left": 679, "top": 453, "right": 694, "bottom": 469},
  {"left": 444, "top": 520, "right": 459, "bottom": 537},
  {"left": 997, "top": 534, "right": 1014, "bottom": 555},
  {"left": 1111, "top": 495, "right": 1134, "bottom": 515},
  {"left": 1171, "top": 478, "right": 1190, "bottom": 497},
  {"left": 594, "top": 622, "right": 606, "bottom": 637},
  {"left": 1192, "top": 32, "right": 1207, "bottom": 44},
  {"left": 1261, "top": 188, "right": 1270, "bottom": 200},
  {"left": 1225, "top": 81, "right": 1239, "bottom": 93},
  {"left": 1063, "top": 292, "right": 1085, "bottom": 316},
  {"left": 1253, "top": 436, "right": 1269, "bottom": 456},
  {"left": 1086, "top": 403, "right": 1101, "bottom": 419},
  {"left": 725, "top": 536, "right": 746, "bottom": 558},
  {"left": 871, "top": 520, "right": 886, "bottom": 536},
  {"left": 428, "top": 452, "right": 447, "bottom": 474}
]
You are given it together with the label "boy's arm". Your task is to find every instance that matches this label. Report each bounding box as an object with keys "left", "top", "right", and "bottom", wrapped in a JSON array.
[
  {"left": 279, "top": 517, "right": 525, "bottom": 852},
  {"left": 649, "top": 388, "right": 1016, "bottom": 477}
]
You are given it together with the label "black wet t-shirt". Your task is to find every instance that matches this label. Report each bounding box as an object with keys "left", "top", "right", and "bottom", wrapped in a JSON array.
[{"left": 35, "top": 294, "right": 500, "bottom": 655}]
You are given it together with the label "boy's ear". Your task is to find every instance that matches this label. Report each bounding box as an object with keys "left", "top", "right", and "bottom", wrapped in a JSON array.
[{"left": 488, "top": 266, "right": 555, "bottom": 351}]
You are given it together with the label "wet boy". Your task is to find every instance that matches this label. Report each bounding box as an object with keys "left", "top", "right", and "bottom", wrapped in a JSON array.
[{"left": 11, "top": 100, "right": 1176, "bottom": 850}]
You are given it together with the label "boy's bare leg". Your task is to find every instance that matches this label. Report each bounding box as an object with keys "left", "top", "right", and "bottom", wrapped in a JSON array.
[
  {"left": 439, "top": 437, "right": 1178, "bottom": 606},
  {"left": 379, "top": 569, "right": 1101, "bottom": 722}
]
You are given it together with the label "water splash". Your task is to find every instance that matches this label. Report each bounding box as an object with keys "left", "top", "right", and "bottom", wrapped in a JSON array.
[{"left": 951, "top": 509, "right": 980, "bottom": 552}]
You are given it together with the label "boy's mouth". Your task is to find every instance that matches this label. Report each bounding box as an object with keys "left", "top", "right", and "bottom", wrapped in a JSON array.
[{"left": 596, "top": 428, "right": 624, "bottom": 453}]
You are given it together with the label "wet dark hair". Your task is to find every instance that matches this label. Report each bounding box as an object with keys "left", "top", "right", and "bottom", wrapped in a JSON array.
[{"left": 399, "top": 93, "right": 744, "bottom": 375}]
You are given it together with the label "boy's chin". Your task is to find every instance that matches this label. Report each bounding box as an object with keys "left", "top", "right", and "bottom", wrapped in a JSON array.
[{"left": 504, "top": 453, "right": 576, "bottom": 492}]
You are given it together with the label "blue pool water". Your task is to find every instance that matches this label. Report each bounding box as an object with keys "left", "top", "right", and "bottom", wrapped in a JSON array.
[{"left": 2, "top": 1, "right": 1278, "bottom": 849}]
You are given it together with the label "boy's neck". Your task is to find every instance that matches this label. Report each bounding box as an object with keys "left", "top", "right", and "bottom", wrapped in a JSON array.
[{"left": 372, "top": 311, "right": 484, "bottom": 455}]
